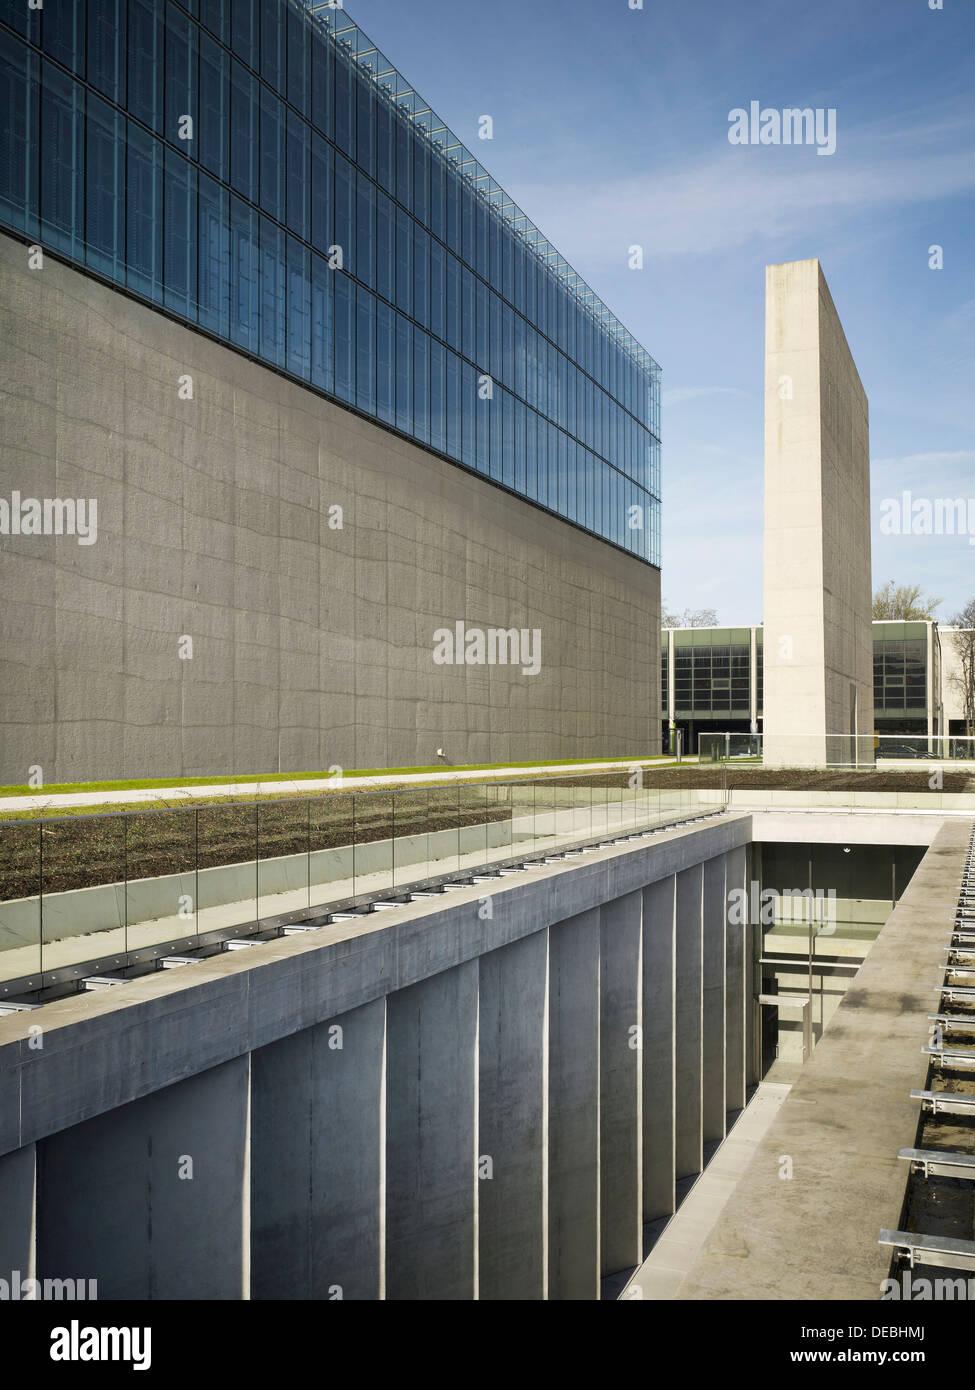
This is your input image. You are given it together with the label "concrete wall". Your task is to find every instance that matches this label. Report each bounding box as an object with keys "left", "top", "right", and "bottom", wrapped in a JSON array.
[
  {"left": 0, "top": 230, "right": 660, "bottom": 783},
  {"left": 763, "top": 259, "right": 873, "bottom": 767},
  {"left": 0, "top": 814, "right": 753, "bottom": 1300}
]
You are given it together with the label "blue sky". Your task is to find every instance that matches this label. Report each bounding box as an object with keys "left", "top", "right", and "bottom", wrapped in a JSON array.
[{"left": 347, "top": 0, "right": 975, "bottom": 623}]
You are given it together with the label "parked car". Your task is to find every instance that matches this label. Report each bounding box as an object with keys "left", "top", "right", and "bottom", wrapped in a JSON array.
[{"left": 876, "top": 742, "right": 929, "bottom": 760}]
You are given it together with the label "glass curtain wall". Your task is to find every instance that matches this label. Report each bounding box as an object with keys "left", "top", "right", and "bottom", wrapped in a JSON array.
[{"left": 0, "top": 0, "right": 661, "bottom": 565}]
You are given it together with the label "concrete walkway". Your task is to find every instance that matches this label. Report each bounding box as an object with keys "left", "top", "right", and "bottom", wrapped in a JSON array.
[
  {"left": 0, "top": 757, "right": 684, "bottom": 816},
  {"left": 620, "top": 1082, "right": 792, "bottom": 1300},
  {"left": 673, "top": 817, "right": 973, "bottom": 1301}
]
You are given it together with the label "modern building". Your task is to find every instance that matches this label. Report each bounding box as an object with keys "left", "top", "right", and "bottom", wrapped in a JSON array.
[
  {"left": 0, "top": 0, "right": 662, "bottom": 784},
  {"left": 661, "top": 619, "right": 974, "bottom": 752}
]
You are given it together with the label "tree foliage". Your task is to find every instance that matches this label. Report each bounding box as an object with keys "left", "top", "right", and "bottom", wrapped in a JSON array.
[
  {"left": 872, "top": 581, "right": 941, "bottom": 621},
  {"left": 662, "top": 606, "right": 718, "bottom": 629}
]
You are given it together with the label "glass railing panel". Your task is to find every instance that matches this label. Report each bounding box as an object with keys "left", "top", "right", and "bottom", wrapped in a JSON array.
[
  {"left": 125, "top": 808, "right": 198, "bottom": 952},
  {"left": 621, "top": 773, "right": 642, "bottom": 834},
  {"left": 392, "top": 787, "right": 430, "bottom": 892},
  {"left": 549, "top": 778, "right": 569, "bottom": 849},
  {"left": 508, "top": 778, "right": 537, "bottom": 859},
  {"left": 353, "top": 792, "right": 394, "bottom": 900},
  {"left": 607, "top": 775, "right": 625, "bottom": 837},
  {"left": 554, "top": 776, "right": 592, "bottom": 848},
  {"left": 0, "top": 821, "right": 41, "bottom": 982},
  {"left": 529, "top": 778, "right": 552, "bottom": 858},
  {"left": 197, "top": 803, "right": 257, "bottom": 935},
  {"left": 484, "top": 783, "right": 513, "bottom": 869},
  {"left": 40, "top": 814, "right": 126, "bottom": 971},
  {"left": 588, "top": 780, "right": 607, "bottom": 842},
  {"left": 427, "top": 785, "right": 461, "bottom": 880},
  {"left": 309, "top": 792, "right": 356, "bottom": 908},
  {"left": 573, "top": 776, "right": 595, "bottom": 846},
  {"left": 258, "top": 799, "right": 310, "bottom": 920},
  {"left": 455, "top": 784, "right": 487, "bottom": 875},
  {"left": 656, "top": 779, "right": 681, "bottom": 827}
]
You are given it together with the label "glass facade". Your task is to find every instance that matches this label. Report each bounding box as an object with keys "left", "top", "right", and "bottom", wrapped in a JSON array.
[
  {"left": 0, "top": 0, "right": 661, "bottom": 565},
  {"left": 873, "top": 623, "right": 927, "bottom": 717},
  {"left": 662, "top": 622, "right": 932, "bottom": 728},
  {"left": 669, "top": 629, "right": 752, "bottom": 717}
]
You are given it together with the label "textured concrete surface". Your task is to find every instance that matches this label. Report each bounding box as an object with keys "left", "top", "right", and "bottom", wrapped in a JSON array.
[
  {"left": 675, "top": 816, "right": 973, "bottom": 1300},
  {"left": 599, "top": 891, "right": 643, "bottom": 1275},
  {"left": 36, "top": 1055, "right": 249, "bottom": 1300},
  {"left": 250, "top": 998, "right": 386, "bottom": 1301},
  {"left": 702, "top": 855, "right": 727, "bottom": 1144},
  {"left": 622, "top": 1081, "right": 792, "bottom": 1301},
  {"left": 642, "top": 875, "right": 677, "bottom": 1221},
  {"left": 724, "top": 845, "right": 748, "bottom": 1112},
  {"left": 675, "top": 865, "right": 704, "bottom": 1178},
  {"left": 477, "top": 931, "right": 548, "bottom": 1301},
  {"left": 0, "top": 231, "right": 660, "bottom": 784},
  {"left": 763, "top": 259, "right": 873, "bottom": 767},
  {"left": 0, "top": 1143, "right": 35, "bottom": 1280},
  {"left": 548, "top": 908, "right": 601, "bottom": 1299},
  {"left": 385, "top": 961, "right": 478, "bottom": 1300}
]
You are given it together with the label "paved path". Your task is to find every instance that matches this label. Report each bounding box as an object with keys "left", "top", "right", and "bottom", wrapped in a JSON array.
[
  {"left": 619, "top": 1081, "right": 792, "bottom": 1301},
  {"left": 0, "top": 756, "right": 685, "bottom": 815}
]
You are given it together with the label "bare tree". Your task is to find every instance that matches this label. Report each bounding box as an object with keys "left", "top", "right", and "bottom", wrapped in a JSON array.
[
  {"left": 947, "top": 599, "right": 975, "bottom": 738},
  {"left": 872, "top": 581, "right": 941, "bottom": 620},
  {"left": 662, "top": 606, "right": 718, "bottom": 629}
]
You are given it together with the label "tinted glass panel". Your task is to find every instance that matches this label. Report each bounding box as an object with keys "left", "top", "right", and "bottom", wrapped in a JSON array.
[{"left": 3, "top": 0, "right": 660, "bottom": 565}]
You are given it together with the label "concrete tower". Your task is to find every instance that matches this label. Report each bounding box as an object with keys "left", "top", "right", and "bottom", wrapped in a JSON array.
[{"left": 762, "top": 259, "right": 874, "bottom": 767}]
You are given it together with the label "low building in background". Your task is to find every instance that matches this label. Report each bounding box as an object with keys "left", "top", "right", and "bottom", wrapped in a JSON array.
[{"left": 661, "top": 619, "right": 974, "bottom": 755}]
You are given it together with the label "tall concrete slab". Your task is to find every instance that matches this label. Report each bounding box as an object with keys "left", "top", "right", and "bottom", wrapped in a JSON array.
[
  {"left": 642, "top": 876, "right": 676, "bottom": 1221},
  {"left": 477, "top": 932, "right": 548, "bottom": 1300},
  {"left": 724, "top": 844, "right": 748, "bottom": 1114},
  {"left": 385, "top": 961, "right": 478, "bottom": 1300},
  {"left": 35, "top": 1057, "right": 250, "bottom": 1299},
  {"left": 547, "top": 908, "right": 601, "bottom": 1300},
  {"left": 0, "top": 1144, "right": 35, "bottom": 1284},
  {"left": 675, "top": 865, "right": 704, "bottom": 1180},
  {"left": 701, "top": 855, "right": 727, "bottom": 1144},
  {"left": 599, "top": 892, "right": 643, "bottom": 1276},
  {"left": 250, "top": 999, "right": 386, "bottom": 1301},
  {"left": 763, "top": 259, "right": 873, "bottom": 767}
]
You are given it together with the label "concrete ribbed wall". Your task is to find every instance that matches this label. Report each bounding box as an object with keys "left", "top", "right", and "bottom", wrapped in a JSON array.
[{"left": 0, "top": 815, "right": 752, "bottom": 1300}]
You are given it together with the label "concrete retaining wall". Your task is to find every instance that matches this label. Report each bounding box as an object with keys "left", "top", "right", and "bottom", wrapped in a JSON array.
[{"left": 0, "top": 813, "right": 753, "bottom": 1300}]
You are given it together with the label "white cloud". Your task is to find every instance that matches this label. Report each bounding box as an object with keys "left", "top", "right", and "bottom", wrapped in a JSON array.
[{"left": 517, "top": 123, "right": 975, "bottom": 263}]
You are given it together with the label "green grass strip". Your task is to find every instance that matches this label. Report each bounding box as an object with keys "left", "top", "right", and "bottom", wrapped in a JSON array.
[{"left": 0, "top": 754, "right": 668, "bottom": 799}]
